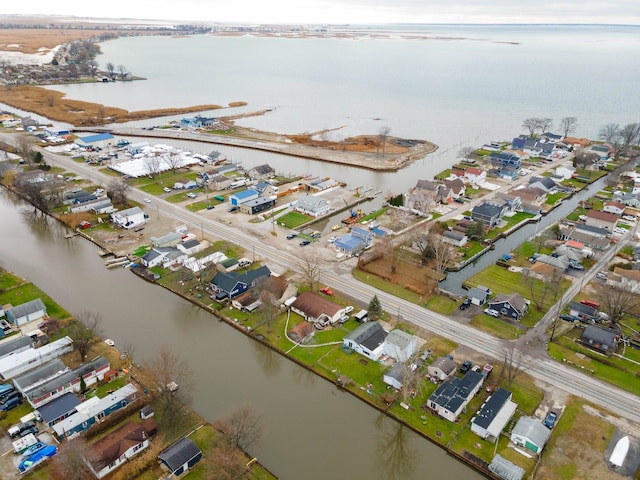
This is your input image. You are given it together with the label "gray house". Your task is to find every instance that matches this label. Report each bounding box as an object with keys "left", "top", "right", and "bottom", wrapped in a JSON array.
[
  {"left": 487, "top": 293, "right": 529, "bottom": 321},
  {"left": 158, "top": 438, "right": 202, "bottom": 477},
  {"left": 343, "top": 322, "right": 387, "bottom": 360},
  {"left": 472, "top": 201, "right": 505, "bottom": 227},
  {"left": 5, "top": 298, "right": 47, "bottom": 327},
  {"left": 426, "top": 370, "right": 484, "bottom": 422},
  {"left": 511, "top": 416, "right": 551, "bottom": 454},
  {"left": 581, "top": 325, "right": 619, "bottom": 354}
]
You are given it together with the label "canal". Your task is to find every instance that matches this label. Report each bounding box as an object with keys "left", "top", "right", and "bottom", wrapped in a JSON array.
[
  {"left": 0, "top": 189, "right": 483, "bottom": 479},
  {"left": 440, "top": 175, "right": 610, "bottom": 294}
]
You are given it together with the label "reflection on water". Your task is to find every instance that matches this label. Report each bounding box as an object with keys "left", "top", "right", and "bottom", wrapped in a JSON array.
[
  {"left": 375, "top": 414, "right": 418, "bottom": 480},
  {"left": 252, "top": 342, "right": 282, "bottom": 378}
]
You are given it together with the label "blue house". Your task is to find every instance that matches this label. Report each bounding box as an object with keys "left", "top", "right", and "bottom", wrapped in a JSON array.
[
  {"left": 230, "top": 189, "right": 259, "bottom": 206},
  {"left": 158, "top": 438, "right": 202, "bottom": 476},
  {"left": 180, "top": 115, "right": 217, "bottom": 129},
  {"left": 489, "top": 152, "right": 521, "bottom": 179},
  {"left": 334, "top": 227, "right": 373, "bottom": 256},
  {"left": 52, "top": 383, "right": 138, "bottom": 439},
  {"left": 210, "top": 266, "right": 271, "bottom": 300},
  {"left": 37, "top": 391, "right": 81, "bottom": 427}
]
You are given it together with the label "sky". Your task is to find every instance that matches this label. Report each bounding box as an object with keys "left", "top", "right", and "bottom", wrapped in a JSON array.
[{"left": 3, "top": 0, "right": 640, "bottom": 25}]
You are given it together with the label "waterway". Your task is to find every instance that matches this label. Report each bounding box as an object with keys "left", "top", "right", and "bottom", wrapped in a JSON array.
[{"left": 0, "top": 188, "right": 483, "bottom": 479}]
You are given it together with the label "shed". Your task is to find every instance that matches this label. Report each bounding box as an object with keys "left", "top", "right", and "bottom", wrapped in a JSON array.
[
  {"left": 5, "top": 298, "right": 47, "bottom": 327},
  {"left": 158, "top": 438, "right": 202, "bottom": 476},
  {"left": 489, "top": 454, "right": 525, "bottom": 480},
  {"left": 383, "top": 363, "right": 403, "bottom": 390},
  {"left": 427, "top": 356, "right": 456, "bottom": 381},
  {"left": 511, "top": 416, "right": 551, "bottom": 454}
]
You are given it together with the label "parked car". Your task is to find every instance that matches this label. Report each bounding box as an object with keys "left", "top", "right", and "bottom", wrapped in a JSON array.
[
  {"left": 18, "top": 426, "right": 38, "bottom": 438},
  {"left": 0, "top": 397, "right": 22, "bottom": 411},
  {"left": 481, "top": 363, "right": 493, "bottom": 377},
  {"left": 339, "top": 315, "right": 350, "bottom": 324},
  {"left": 228, "top": 206, "right": 239, "bottom": 213},
  {"left": 483, "top": 308, "right": 499, "bottom": 318},
  {"left": 206, "top": 205, "right": 215, "bottom": 210},
  {"left": 299, "top": 240, "right": 311, "bottom": 247},
  {"left": 186, "top": 192, "right": 197, "bottom": 199},
  {"left": 328, "top": 236, "right": 338, "bottom": 244},
  {"left": 9, "top": 421, "right": 36, "bottom": 438},
  {"left": 320, "top": 287, "right": 334, "bottom": 296},
  {"left": 559, "top": 314, "right": 577, "bottom": 322},
  {"left": 459, "top": 360, "right": 472, "bottom": 374},
  {"left": 544, "top": 411, "right": 558, "bottom": 429},
  {"left": 596, "top": 272, "right": 608, "bottom": 280},
  {"left": 286, "top": 233, "right": 298, "bottom": 240},
  {"left": 344, "top": 306, "right": 354, "bottom": 314},
  {"left": 163, "top": 187, "right": 172, "bottom": 193},
  {"left": 459, "top": 298, "right": 471, "bottom": 310}
]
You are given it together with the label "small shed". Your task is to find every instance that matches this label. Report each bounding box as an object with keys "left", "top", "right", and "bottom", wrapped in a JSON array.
[{"left": 158, "top": 438, "right": 202, "bottom": 476}]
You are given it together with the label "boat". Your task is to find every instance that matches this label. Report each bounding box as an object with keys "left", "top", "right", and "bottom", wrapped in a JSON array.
[
  {"left": 104, "top": 339, "right": 115, "bottom": 347},
  {"left": 106, "top": 260, "right": 129, "bottom": 269},
  {"left": 22, "top": 442, "right": 47, "bottom": 457},
  {"left": 105, "top": 256, "right": 128, "bottom": 266},
  {"left": 64, "top": 232, "right": 76, "bottom": 239},
  {"left": 609, "top": 435, "right": 629, "bottom": 467}
]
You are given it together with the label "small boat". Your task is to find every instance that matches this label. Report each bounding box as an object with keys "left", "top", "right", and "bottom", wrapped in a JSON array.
[
  {"left": 331, "top": 224, "right": 342, "bottom": 231},
  {"left": 22, "top": 442, "right": 47, "bottom": 457},
  {"left": 104, "top": 339, "right": 115, "bottom": 347},
  {"left": 610, "top": 435, "right": 629, "bottom": 467},
  {"left": 64, "top": 233, "right": 76, "bottom": 239}
]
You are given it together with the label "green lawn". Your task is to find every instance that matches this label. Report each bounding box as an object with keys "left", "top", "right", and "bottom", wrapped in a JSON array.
[
  {"left": 0, "top": 277, "right": 70, "bottom": 320},
  {"left": 470, "top": 313, "right": 523, "bottom": 339},
  {"left": 276, "top": 211, "right": 312, "bottom": 228}
]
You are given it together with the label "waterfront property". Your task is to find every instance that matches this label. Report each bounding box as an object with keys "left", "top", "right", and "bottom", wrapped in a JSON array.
[
  {"left": 343, "top": 321, "right": 387, "bottom": 360},
  {"left": 426, "top": 370, "right": 484, "bottom": 422},
  {"left": 0, "top": 336, "right": 73, "bottom": 380},
  {"left": 75, "top": 132, "right": 116, "bottom": 150},
  {"left": 383, "top": 329, "right": 417, "bottom": 362},
  {"left": 383, "top": 363, "right": 404, "bottom": 390},
  {"left": 36, "top": 391, "right": 81, "bottom": 427},
  {"left": 294, "top": 194, "right": 331, "bottom": 217},
  {"left": 472, "top": 201, "right": 505, "bottom": 227},
  {"left": 85, "top": 421, "right": 152, "bottom": 478},
  {"left": 209, "top": 266, "right": 271, "bottom": 300},
  {"left": 248, "top": 164, "right": 275, "bottom": 180},
  {"left": 111, "top": 207, "right": 147, "bottom": 230},
  {"left": 291, "top": 291, "right": 347, "bottom": 326},
  {"left": 0, "top": 335, "right": 33, "bottom": 361},
  {"left": 470, "top": 387, "right": 517, "bottom": 442},
  {"left": 158, "top": 438, "right": 202, "bottom": 477},
  {"left": 510, "top": 416, "right": 551, "bottom": 454},
  {"left": 489, "top": 455, "right": 525, "bottom": 480},
  {"left": 4, "top": 298, "right": 47, "bottom": 327}
]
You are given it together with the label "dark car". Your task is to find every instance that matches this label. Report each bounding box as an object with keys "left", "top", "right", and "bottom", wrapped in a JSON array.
[
  {"left": 299, "top": 240, "right": 311, "bottom": 247},
  {"left": 228, "top": 206, "right": 239, "bottom": 213},
  {"left": 544, "top": 411, "right": 557, "bottom": 429},
  {"left": 206, "top": 205, "right": 215, "bottom": 210},
  {"left": 0, "top": 397, "right": 22, "bottom": 411},
  {"left": 459, "top": 298, "right": 471, "bottom": 310},
  {"left": 286, "top": 233, "right": 298, "bottom": 240},
  {"left": 459, "top": 360, "right": 472, "bottom": 374},
  {"left": 18, "top": 426, "right": 39, "bottom": 438},
  {"left": 559, "top": 314, "right": 577, "bottom": 322}
]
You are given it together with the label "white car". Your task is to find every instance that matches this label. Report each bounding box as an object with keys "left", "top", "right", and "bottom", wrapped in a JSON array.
[
  {"left": 143, "top": 198, "right": 151, "bottom": 203},
  {"left": 344, "top": 306, "right": 354, "bottom": 314},
  {"left": 596, "top": 272, "right": 608, "bottom": 280},
  {"left": 613, "top": 227, "right": 627, "bottom": 235},
  {"left": 163, "top": 187, "right": 172, "bottom": 193},
  {"left": 328, "top": 236, "right": 337, "bottom": 244},
  {"left": 186, "top": 192, "right": 197, "bottom": 199},
  {"left": 483, "top": 308, "right": 499, "bottom": 318}
]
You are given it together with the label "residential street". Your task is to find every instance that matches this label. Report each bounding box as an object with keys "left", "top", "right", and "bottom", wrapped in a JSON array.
[{"left": 3, "top": 132, "right": 638, "bottom": 426}]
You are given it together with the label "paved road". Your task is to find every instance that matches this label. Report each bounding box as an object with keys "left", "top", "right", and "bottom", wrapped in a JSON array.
[{"left": 4, "top": 134, "right": 638, "bottom": 425}]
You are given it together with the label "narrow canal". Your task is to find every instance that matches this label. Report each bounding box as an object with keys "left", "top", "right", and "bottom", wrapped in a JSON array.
[{"left": 0, "top": 189, "right": 483, "bottom": 479}]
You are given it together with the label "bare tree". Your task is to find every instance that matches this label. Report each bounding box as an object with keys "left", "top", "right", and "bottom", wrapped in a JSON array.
[
  {"left": 15, "top": 134, "right": 34, "bottom": 165},
  {"left": 256, "top": 288, "right": 279, "bottom": 333},
  {"left": 144, "top": 347, "right": 194, "bottom": 424},
  {"left": 68, "top": 310, "right": 103, "bottom": 361},
  {"left": 377, "top": 126, "right": 391, "bottom": 156},
  {"left": 144, "top": 154, "right": 162, "bottom": 179},
  {"left": 599, "top": 123, "right": 622, "bottom": 155},
  {"left": 539, "top": 118, "right": 553, "bottom": 134},
  {"left": 166, "top": 152, "right": 183, "bottom": 172},
  {"left": 96, "top": 105, "right": 106, "bottom": 124},
  {"left": 106, "top": 62, "right": 115, "bottom": 78},
  {"left": 521, "top": 269, "right": 560, "bottom": 311},
  {"left": 207, "top": 442, "right": 248, "bottom": 480},
  {"left": 596, "top": 284, "right": 640, "bottom": 325},
  {"left": 295, "top": 252, "right": 323, "bottom": 291},
  {"left": 618, "top": 122, "right": 640, "bottom": 153},
  {"left": 375, "top": 420, "right": 417, "bottom": 480},
  {"left": 397, "top": 353, "right": 427, "bottom": 403},
  {"left": 51, "top": 438, "right": 94, "bottom": 480},
  {"left": 502, "top": 341, "right": 528, "bottom": 389},
  {"left": 108, "top": 178, "right": 129, "bottom": 205},
  {"left": 214, "top": 404, "right": 264, "bottom": 451},
  {"left": 522, "top": 117, "right": 542, "bottom": 135},
  {"left": 13, "top": 174, "right": 60, "bottom": 213},
  {"left": 559, "top": 116, "right": 577, "bottom": 138},
  {"left": 117, "top": 64, "right": 128, "bottom": 79},
  {"left": 458, "top": 146, "right": 475, "bottom": 162}
]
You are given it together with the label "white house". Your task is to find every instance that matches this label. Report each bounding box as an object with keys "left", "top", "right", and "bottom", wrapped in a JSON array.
[
  {"left": 603, "top": 201, "right": 625, "bottom": 216},
  {"left": 111, "top": 207, "right": 146, "bottom": 230},
  {"left": 294, "top": 194, "right": 331, "bottom": 217},
  {"left": 383, "top": 330, "right": 417, "bottom": 362},
  {"left": 343, "top": 322, "right": 387, "bottom": 360},
  {"left": 86, "top": 421, "right": 151, "bottom": 478},
  {"left": 554, "top": 163, "right": 576, "bottom": 180},
  {"left": 470, "top": 387, "right": 517, "bottom": 442},
  {"left": 0, "top": 336, "right": 73, "bottom": 380},
  {"left": 383, "top": 363, "right": 403, "bottom": 390},
  {"left": 464, "top": 167, "right": 487, "bottom": 187},
  {"left": 427, "top": 356, "right": 457, "bottom": 381},
  {"left": 4, "top": 298, "right": 47, "bottom": 327},
  {"left": 427, "top": 371, "right": 484, "bottom": 422}
]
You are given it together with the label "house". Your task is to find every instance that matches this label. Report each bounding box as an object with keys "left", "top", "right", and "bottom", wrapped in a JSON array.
[
  {"left": 232, "top": 275, "right": 296, "bottom": 312},
  {"left": 158, "top": 438, "right": 202, "bottom": 477},
  {"left": 383, "top": 329, "right": 417, "bottom": 362},
  {"left": 489, "top": 455, "right": 525, "bottom": 480},
  {"left": 151, "top": 232, "right": 182, "bottom": 248},
  {"left": 0, "top": 335, "right": 33, "bottom": 361},
  {"left": 22, "top": 369, "right": 78, "bottom": 409},
  {"left": 444, "top": 178, "right": 466, "bottom": 198},
  {"left": 511, "top": 416, "right": 551, "bottom": 454},
  {"left": 443, "top": 231, "right": 468, "bottom": 247},
  {"left": 603, "top": 201, "right": 625, "bottom": 216},
  {"left": 305, "top": 177, "right": 338, "bottom": 192},
  {"left": 585, "top": 210, "right": 618, "bottom": 231},
  {"left": 606, "top": 267, "right": 640, "bottom": 293},
  {"left": 463, "top": 167, "right": 487, "bottom": 187},
  {"left": 75, "top": 133, "right": 116, "bottom": 150},
  {"left": 85, "top": 421, "right": 151, "bottom": 479},
  {"left": 229, "top": 189, "right": 259, "bottom": 206},
  {"left": 533, "top": 254, "right": 570, "bottom": 272},
  {"left": 427, "top": 356, "right": 457, "bottom": 381},
  {"left": 489, "top": 152, "right": 521, "bottom": 179},
  {"left": 52, "top": 383, "right": 138, "bottom": 439},
  {"left": 4, "top": 298, "right": 47, "bottom": 327},
  {"left": 343, "top": 321, "right": 387, "bottom": 360},
  {"left": 470, "top": 387, "right": 517, "bottom": 441},
  {"left": 554, "top": 163, "right": 576, "bottom": 180},
  {"left": 472, "top": 201, "right": 505, "bottom": 227},
  {"left": 468, "top": 286, "right": 490, "bottom": 306},
  {"left": 13, "top": 359, "right": 68, "bottom": 395},
  {"left": 487, "top": 293, "right": 529, "bottom": 321},
  {"left": 383, "top": 363, "right": 404, "bottom": 390},
  {"left": 558, "top": 223, "right": 611, "bottom": 251},
  {"left": 0, "top": 336, "right": 73, "bottom": 380},
  {"left": 581, "top": 325, "right": 620, "bottom": 354},
  {"left": 334, "top": 227, "right": 374, "bottom": 256},
  {"left": 253, "top": 181, "right": 279, "bottom": 198},
  {"left": 209, "top": 174, "right": 233, "bottom": 190},
  {"left": 426, "top": 370, "right": 484, "bottom": 422},
  {"left": 239, "top": 197, "right": 276, "bottom": 215},
  {"left": 177, "top": 239, "right": 203, "bottom": 255},
  {"left": 180, "top": 115, "right": 217, "bottom": 129},
  {"left": 294, "top": 194, "right": 331, "bottom": 217},
  {"left": 528, "top": 176, "right": 557, "bottom": 193},
  {"left": 568, "top": 301, "right": 597, "bottom": 322},
  {"left": 111, "top": 207, "right": 146, "bottom": 230},
  {"left": 248, "top": 164, "right": 275, "bottom": 180},
  {"left": 288, "top": 321, "right": 316, "bottom": 344},
  {"left": 209, "top": 266, "right": 271, "bottom": 300},
  {"left": 36, "top": 391, "right": 81, "bottom": 427},
  {"left": 291, "top": 291, "right": 346, "bottom": 325}
]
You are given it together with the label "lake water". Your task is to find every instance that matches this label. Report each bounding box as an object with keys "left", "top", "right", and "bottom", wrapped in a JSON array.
[{"left": 47, "top": 24, "right": 640, "bottom": 183}]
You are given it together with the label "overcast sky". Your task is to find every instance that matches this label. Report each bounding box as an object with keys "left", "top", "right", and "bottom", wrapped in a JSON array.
[{"left": 3, "top": 0, "right": 640, "bottom": 25}]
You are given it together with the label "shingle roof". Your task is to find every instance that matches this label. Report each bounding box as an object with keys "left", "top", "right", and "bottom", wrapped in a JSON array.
[
  {"left": 582, "top": 325, "right": 618, "bottom": 348},
  {"left": 37, "top": 392, "right": 81, "bottom": 424},
  {"left": 344, "top": 322, "right": 387, "bottom": 351},
  {"left": 512, "top": 416, "right": 550, "bottom": 448},
  {"left": 5, "top": 298, "right": 46, "bottom": 321},
  {"left": 13, "top": 359, "right": 66, "bottom": 391},
  {"left": 489, "top": 293, "right": 527, "bottom": 313},
  {"left": 429, "top": 371, "right": 484, "bottom": 414},
  {"left": 158, "top": 438, "right": 202, "bottom": 473},
  {"left": 386, "top": 330, "right": 413, "bottom": 350},
  {"left": 88, "top": 421, "right": 148, "bottom": 471},
  {"left": 291, "top": 291, "right": 343, "bottom": 319},
  {"left": 0, "top": 335, "right": 33, "bottom": 359}
]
